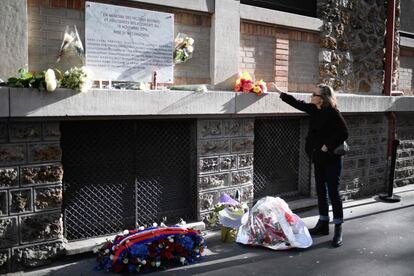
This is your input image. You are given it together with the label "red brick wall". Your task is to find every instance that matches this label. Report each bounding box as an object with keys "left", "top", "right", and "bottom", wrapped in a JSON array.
[
  {"left": 27, "top": 0, "right": 211, "bottom": 85},
  {"left": 240, "top": 22, "right": 319, "bottom": 93},
  {"left": 399, "top": 48, "right": 414, "bottom": 95}
]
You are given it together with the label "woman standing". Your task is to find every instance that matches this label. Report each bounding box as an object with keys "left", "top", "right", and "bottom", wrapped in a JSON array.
[{"left": 269, "top": 83, "right": 349, "bottom": 247}]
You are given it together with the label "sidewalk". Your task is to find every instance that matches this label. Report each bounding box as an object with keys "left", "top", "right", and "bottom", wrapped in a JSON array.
[{"left": 9, "top": 185, "right": 414, "bottom": 276}]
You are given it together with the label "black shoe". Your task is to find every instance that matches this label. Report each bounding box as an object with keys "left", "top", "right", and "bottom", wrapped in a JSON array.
[
  {"left": 309, "top": 220, "right": 329, "bottom": 235},
  {"left": 332, "top": 224, "right": 343, "bottom": 247}
]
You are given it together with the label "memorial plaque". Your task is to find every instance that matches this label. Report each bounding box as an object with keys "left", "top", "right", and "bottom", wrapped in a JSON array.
[{"left": 85, "top": 2, "right": 174, "bottom": 82}]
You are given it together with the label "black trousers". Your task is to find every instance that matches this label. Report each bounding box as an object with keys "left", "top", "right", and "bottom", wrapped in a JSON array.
[{"left": 314, "top": 157, "right": 344, "bottom": 224}]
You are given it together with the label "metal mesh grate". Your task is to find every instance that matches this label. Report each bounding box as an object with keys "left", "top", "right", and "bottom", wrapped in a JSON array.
[
  {"left": 61, "top": 121, "right": 135, "bottom": 241},
  {"left": 135, "top": 120, "right": 197, "bottom": 227},
  {"left": 253, "top": 117, "right": 309, "bottom": 199},
  {"left": 61, "top": 120, "right": 196, "bottom": 241}
]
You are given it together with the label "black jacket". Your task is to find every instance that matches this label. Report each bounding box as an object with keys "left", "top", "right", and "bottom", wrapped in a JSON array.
[{"left": 280, "top": 92, "right": 349, "bottom": 164}]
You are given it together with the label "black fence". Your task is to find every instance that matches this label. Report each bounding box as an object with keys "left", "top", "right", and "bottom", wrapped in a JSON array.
[
  {"left": 253, "top": 117, "right": 309, "bottom": 200},
  {"left": 61, "top": 120, "right": 196, "bottom": 241}
]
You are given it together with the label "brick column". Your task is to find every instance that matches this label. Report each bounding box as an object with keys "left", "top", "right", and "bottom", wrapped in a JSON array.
[{"left": 274, "top": 33, "right": 289, "bottom": 92}]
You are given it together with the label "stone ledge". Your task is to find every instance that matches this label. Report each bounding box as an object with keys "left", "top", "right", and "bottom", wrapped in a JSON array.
[
  {"left": 129, "top": 0, "right": 214, "bottom": 13},
  {"left": 4, "top": 88, "right": 414, "bottom": 118},
  {"left": 240, "top": 4, "right": 323, "bottom": 32},
  {"left": 400, "top": 36, "right": 414, "bottom": 49}
]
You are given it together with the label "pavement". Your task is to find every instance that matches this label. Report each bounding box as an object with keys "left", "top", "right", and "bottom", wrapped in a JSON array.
[{"left": 9, "top": 185, "right": 414, "bottom": 276}]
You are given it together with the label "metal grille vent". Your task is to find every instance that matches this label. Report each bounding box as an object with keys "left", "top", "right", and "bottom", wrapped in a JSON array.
[
  {"left": 135, "top": 120, "right": 196, "bottom": 227},
  {"left": 61, "top": 120, "right": 196, "bottom": 241},
  {"left": 253, "top": 117, "right": 308, "bottom": 199}
]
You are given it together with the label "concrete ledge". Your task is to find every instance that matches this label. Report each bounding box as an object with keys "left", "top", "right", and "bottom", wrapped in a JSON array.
[
  {"left": 6, "top": 88, "right": 414, "bottom": 118},
  {"left": 9, "top": 88, "right": 236, "bottom": 117},
  {"left": 0, "top": 87, "right": 9, "bottom": 117},
  {"left": 240, "top": 4, "right": 323, "bottom": 32},
  {"left": 130, "top": 0, "right": 214, "bottom": 13},
  {"left": 400, "top": 36, "right": 414, "bottom": 49}
]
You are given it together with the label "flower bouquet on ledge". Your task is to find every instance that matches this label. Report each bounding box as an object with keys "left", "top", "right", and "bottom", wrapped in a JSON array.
[
  {"left": 234, "top": 72, "right": 267, "bottom": 96},
  {"left": 5, "top": 66, "right": 92, "bottom": 93},
  {"left": 206, "top": 193, "right": 249, "bottom": 243},
  {"left": 94, "top": 226, "right": 206, "bottom": 273},
  {"left": 173, "top": 33, "right": 194, "bottom": 64}
]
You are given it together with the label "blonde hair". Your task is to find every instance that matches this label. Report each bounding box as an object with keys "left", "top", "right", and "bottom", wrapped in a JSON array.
[{"left": 318, "top": 84, "right": 337, "bottom": 108}]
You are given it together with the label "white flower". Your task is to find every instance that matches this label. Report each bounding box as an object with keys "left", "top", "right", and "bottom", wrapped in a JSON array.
[
  {"left": 175, "top": 37, "right": 184, "bottom": 45},
  {"left": 141, "top": 260, "right": 146, "bottom": 265},
  {"left": 45, "top": 69, "right": 57, "bottom": 92},
  {"left": 186, "top": 37, "right": 194, "bottom": 45},
  {"left": 79, "top": 66, "right": 92, "bottom": 93},
  {"left": 152, "top": 222, "right": 158, "bottom": 227},
  {"left": 123, "top": 230, "right": 129, "bottom": 235},
  {"left": 109, "top": 254, "right": 114, "bottom": 260},
  {"left": 156, "top": 261, "right": 161, "bottom": 267},
  {"left": 186, "top": 45, "right": 194, "bottom": 54},
  {"left": 104, "top": 249, "right": 110, "bottom": 254},
  {"left": 138, "top": 226, "right": 145, "bottom": 231},
  {"left": 179, "top": 257, "right": 186, "bottom": 264}
]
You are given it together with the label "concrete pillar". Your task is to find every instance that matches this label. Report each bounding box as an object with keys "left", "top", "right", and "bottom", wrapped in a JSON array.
[
  {"left": 0, "top": 0, "right": 28, "bottom": 81},
  {"left": 210, "top": 0, "right": 240, "bottom": 90}
]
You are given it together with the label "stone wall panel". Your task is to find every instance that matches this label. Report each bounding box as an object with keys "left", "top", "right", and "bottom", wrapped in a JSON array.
[
  {"left": 198, "top": 173, "right": 229, "bottom": 191},
  {"left": 231, "top": 138, "right": 254, "bottom": 153},
  {"left": 9, "top": 189, "right": 33, "bottom": 214},
  {"left": 34, "top": 186, "right": 62, "bottom": 211},
  {"left": 0, "top": 191, "right": 7, "bottom": 217},
  {"left": 0, "top": 144, "right": 26, "bottom": 166},
  {"left": 12, "top": 241, "right": 65, "bottom": 270},
  {"left": 0, "top": 249, "right": 10, "bottom": 274},
  {"left": 199, "top": 139, "right": 230, "bottom": 156},
  {"left": 9, "top": 123, "right": 41, "bottom": 142},
  {"left": 219, "top": 155, "right": 237, "bottom": 171},
  {"left": 20, "top": 212, "right": 62, "bottom": 243},
  {"left": 198, "top": 157, "right": 220, "bottom": 174},
  {"left": 232, "top": 170, "right": 253, "bottom": 186},
  {"left": 21, "top": 164, "right": 63, "bottom": 186},
  {"left": 0, "top": 123, "right": 7, "bottom": 143},
  {"left": 28, "top": 143, "right": 61, "bottom": 163},
  {"left": 198, "top": 120, "right": 222, "bottom": 139},
  {"left": 42, "top": 123, "right": 61, "bottom": 141},
  {"left": 0, "top": 217, "right": 18, "bottom": 248},
  {"left": 0, "top": 168, "right": 19, "bottom": 189},
  {"left": 238, "top": 154, "right": 253, "bottom": 169},
  {"left": 223, "top": 119, "right": 243, "bottom": 137}
]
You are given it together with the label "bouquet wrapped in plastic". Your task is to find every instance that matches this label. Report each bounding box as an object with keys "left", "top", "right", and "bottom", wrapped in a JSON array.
[
  {"left": 173, "top": 33, "right": 194, "bottom": 64},
  {"left": 57, "top": 25, "right": 85, "bottom": 63},
  {"left": 207, "top": 193, "right": 248, "bottom": 243},
  {"left": 236, "top": 196, "right": 312, "bottom": 250}
]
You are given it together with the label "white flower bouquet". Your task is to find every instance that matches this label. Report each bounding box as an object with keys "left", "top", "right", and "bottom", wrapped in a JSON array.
[
  {"left": 61, "top": 66, "right": 92, "bottom": 93},
  {"left": 57, "top": 25, "right": 85, "bottom": 63},
  {"left": 173, "top": 33, "right": 194, "bottom": 64}
]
